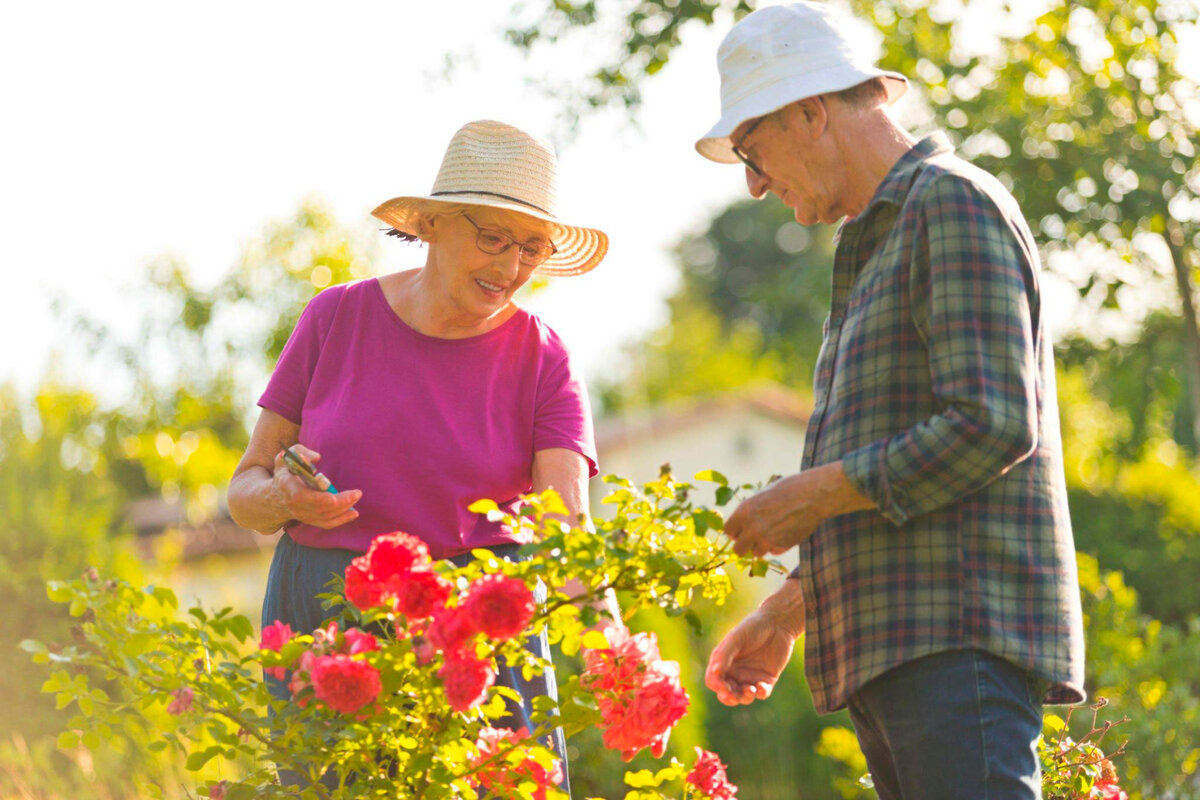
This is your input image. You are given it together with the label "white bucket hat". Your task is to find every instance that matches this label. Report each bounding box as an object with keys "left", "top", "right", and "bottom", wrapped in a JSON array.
[
  {"left": 696, "top": 2, "right": 908, "bottom": 163},
  {"left": 372, "top": 120, "right": 609, "bottom": 277}
]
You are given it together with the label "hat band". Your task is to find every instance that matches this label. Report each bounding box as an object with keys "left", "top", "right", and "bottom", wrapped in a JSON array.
[{"left": 430, "top": 190, "right": 553, "bottom": 217}]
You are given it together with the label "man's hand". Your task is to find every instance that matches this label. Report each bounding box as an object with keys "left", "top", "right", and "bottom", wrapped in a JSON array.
[
  {"left": 705, "top": 579, "right": 805, "bottom": 706},
  {"left": 724, "top": 460, "right": 874, "bottom": 557}
]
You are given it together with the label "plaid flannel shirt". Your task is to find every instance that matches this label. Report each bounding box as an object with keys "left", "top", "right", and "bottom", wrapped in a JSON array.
[{"left": 793, "top": 133, "right": 1086, "bottom": 713}]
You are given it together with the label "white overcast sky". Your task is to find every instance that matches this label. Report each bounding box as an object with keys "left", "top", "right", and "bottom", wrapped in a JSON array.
[{"left": 3, "top": 1, "right": 1197, "bottom": 401}]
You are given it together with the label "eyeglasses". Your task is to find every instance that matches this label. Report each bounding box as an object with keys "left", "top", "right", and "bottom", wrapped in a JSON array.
[
  {"left": 463, "top": 215, "right": 558, "bottom": 266},
  {"left": 731, "top": 115, "right": 767, "bottom": 176}
]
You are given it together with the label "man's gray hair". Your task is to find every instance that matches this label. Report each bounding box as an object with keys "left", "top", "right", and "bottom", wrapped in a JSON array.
[{"left": 830, "top": 77, "right": 889, "bottom": 110}]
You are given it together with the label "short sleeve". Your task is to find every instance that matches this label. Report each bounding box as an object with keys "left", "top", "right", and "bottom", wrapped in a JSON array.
[
  {"left": 257, "top": 288, "right": 340, "bottom": 425},
  {"left": 534, "top": 352, "right": 598, "bottom": 477}
]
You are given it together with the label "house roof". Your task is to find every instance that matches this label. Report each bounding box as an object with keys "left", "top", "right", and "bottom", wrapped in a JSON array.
[{"left": 595, "top": 383, "right": 812, "bottom": 455}]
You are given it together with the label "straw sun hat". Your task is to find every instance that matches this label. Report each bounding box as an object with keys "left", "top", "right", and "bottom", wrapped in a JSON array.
[{"left": 372, "top": 120, "right": 608, "bottom": 277}]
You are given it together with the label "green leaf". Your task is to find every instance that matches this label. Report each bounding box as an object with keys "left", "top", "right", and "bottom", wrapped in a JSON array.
[
  {"left": 46, "top": 582, "right": 73, "bottom": 603},
  {"left": 694, "top": 469, "right": 729, "bottom": 485},
  {"left": 152, "top": 586, "right": 179, "bottom": 609},
  {"left": 580, "top": 630, "right": 610, "bottom": 650},
  {"left": 1042, "top": 714, "right": 1066, "bottom": 734},
  {"left": 468, "top": 498, "right": 499, "bottom": 514},
  {"left": 147, "top": 740, "right": 168, "bottom": 753},
  {"left": 57, "top": 730, "right": 80, "bottom": 749},
  {"left": 186, "top": 746, "right": 223, "bottom": 771},
  {"left": 81, "top": 731, "right": 101, "bottom": 750},
  {"left": 715, "top": 486, "right": 735, "bottom": 506}
]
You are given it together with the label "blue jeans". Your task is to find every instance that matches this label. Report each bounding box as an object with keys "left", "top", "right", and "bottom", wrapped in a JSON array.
[
  {"left": 261, "top": 534, "right": 570, "bottom": 797},
  {"left": 847, "top": 649, "right": 1049, "bottom": 800}
]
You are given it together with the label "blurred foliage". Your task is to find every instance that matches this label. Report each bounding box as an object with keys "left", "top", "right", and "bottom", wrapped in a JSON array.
[
  {"left": 599, "top": 200, "right": 832, "bottom": 410},
  {"left": 511, "top": 0, "right": 1200, "bottom": 443},
  {"left": 1076, "top": 552, "right": 1200, "bottom": 798},
  {"left": 2, "top": 199, "right": 383, "bottom": 798}
]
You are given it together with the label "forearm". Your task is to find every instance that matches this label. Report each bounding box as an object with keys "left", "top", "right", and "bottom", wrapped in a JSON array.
[{"left": 227, "top": 466, "right": 292, "bottom": 534}]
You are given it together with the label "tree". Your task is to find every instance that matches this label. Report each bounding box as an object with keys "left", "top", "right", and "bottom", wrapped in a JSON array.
[
  {"left": 599, "top": 199, "right": 833, "bottom": 409},
  {"left": 510, "top": 0, "right": 1200, "bottom": 448}
]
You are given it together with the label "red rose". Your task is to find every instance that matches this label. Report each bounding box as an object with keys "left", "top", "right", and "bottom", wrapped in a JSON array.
[
  {"left": 167, "top": 686, "right": 194, "bottom": 715},
  {"left": 439, "top": 652, "right": 496, "bottom": 712},
  {"left": 393, "top": 567, "right": 453, "bottom": 620},
  {"left": 365, "top": 532, "right": 430, "bottom": 582},
  {"left": 309, "top": 653, "right": 382, "bottom": 714},
  {"left": 471, "top": 726, "right": 563, "bottom": 800},
  {"left": 600, "top": 663, "right": 689, "bottom": 759},
  {"left": 428, "top": 606, "right": 479, "bottom": 655},
  {"left": 342, "top": 628, "right": 379, "bottom": 656},
  {"left": 345, "top": 556, "right": 384, "bottom": 611},
  {"left": 208, "top": 780, "right": 229, "bottom": 799},
  {"left": 1096, "top": 781, "right": 1128, "bottom": 800},
  {"left": 463, "top": 574, "right": 535, "bottom": 640},
  {"left": 686, "top": 747, "right": 738, "bottom": 800}
]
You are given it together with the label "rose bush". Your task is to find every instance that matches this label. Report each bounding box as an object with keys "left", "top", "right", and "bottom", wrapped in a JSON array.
[{"left": 22, "top": 468, "right": 766, "bottom": 799}]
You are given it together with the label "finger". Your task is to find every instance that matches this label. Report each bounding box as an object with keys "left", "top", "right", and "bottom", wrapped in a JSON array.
[
  {"left": 755, "top": 681, "right": 774, "bottom": 700},
  {"left": 291, "top": 444, "right": 321, "bottom": 463},
  {"left": 332, "top": 489, "right": 363, "bottom": 509},
  {"left": 317, "top": 508, "right": 360, "bottom": 530}
]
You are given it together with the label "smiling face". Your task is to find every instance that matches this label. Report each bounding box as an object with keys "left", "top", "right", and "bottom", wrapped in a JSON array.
[
  {"left": 731, "top": 99, "right": 849, "bottom": 225},
  {"left": 422, "top": 207, "right": 557, "bottom": 325}
]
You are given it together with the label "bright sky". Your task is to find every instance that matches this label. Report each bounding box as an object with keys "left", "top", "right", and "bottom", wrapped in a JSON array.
[
  {"left": 1, "top": 1, "right": 750, "bottom": 398},
  {"left": 3, "top": 2, "right": 1197, "bottom": 400}
]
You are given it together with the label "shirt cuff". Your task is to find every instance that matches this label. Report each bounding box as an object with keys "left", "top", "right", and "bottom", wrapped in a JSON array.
[{"left": 840, "top": 439, "right": 910, "bottom": 527}]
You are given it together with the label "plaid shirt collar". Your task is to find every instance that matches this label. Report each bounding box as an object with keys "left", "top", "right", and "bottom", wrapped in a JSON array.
[{"left": 844, "top": 132, "right": 956, "bottom": 226}]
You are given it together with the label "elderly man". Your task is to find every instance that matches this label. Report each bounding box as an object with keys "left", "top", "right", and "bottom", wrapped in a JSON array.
[{"left": 696, "top": 4, "right": 1085, "bottom": 799}]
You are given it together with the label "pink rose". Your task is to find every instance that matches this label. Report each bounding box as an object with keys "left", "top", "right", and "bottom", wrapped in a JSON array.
[
  {"left": 463, "top": 574, "right": 535, "bottom": 641},
  {"left": 687, "top": 747, "right": 738, "bottom": 800},
  {"left": 1096, "top": 782, "right": 1128, "bottom": 800},
  {"left": 167, "top": 686, "right": 194, "bottom": 715},
  {"left": 393, "top": 567, "right": 453, "bottom": 620},
  {"left": 471, "top": 726, "right": 563, "bottom": 800},
  {"left": 342, "top": 627, "right": 379, "bottom": 656},
  {"left": 428, "top": 606, "right": 479, "bottom": 655},
  {"left": 309, "top": 653, "right": 382, "bottom": 714},
  {"left": 207, "top": 780, "right": 229, "bottom": 799},
  {"left": 412, "top": 634, "right": 436, "bottom": 666},
  {"left": 438, "top": 653, "right": 496, "bottom": 712},
  {"left": 260, "top": 620, "right": 295, "bottom": 680},
  {"left": 289, "top": 650, "right": 318, "bottom": 707}
]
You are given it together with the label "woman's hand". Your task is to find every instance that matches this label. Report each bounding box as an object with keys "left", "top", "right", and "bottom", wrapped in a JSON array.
[
  {"left": 270, "top": 445, "right": 361, "bottom": 530},
  {"left": 228, "top": 409, "right": 362, "bottom": 534}
]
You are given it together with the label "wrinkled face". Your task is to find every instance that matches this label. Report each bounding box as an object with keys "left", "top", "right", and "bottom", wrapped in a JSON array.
[
  {"left": 425, "top": 208, "right": 556, "bottom": 320},
  {"left": 731, "top": 103, "right": 844, "bottom": 225}
]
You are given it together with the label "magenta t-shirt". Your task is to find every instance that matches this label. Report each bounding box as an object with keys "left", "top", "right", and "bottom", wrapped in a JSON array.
[{"left": 257, "top": 278, "right": 598, "bottom": 558}]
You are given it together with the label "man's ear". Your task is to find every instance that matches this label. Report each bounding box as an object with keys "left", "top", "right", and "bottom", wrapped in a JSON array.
[{"left": 794, "top": 96, "right": 829, "bottom": 139}]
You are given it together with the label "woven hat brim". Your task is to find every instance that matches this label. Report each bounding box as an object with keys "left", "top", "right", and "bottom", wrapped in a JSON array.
[
  {"left": 371, "top": 195, "right": 608, "bottom": 277},
  {"left": 696, "top": 70, "right": 909, "bottom": 164}
]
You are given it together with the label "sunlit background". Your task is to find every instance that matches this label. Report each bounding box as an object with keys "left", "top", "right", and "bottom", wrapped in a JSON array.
[{"left": 3, "top": 0, "right": 1200, "bottom": 798}]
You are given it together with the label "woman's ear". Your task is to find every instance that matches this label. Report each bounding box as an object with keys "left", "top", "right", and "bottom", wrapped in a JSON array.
[{"left": 414, "top": 213, "right": 438, "bottom": 243}]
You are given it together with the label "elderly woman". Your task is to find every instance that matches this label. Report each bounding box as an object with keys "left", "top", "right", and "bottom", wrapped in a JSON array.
[{"left": 227, "top": 120, "right": 610, "bottom": 795}]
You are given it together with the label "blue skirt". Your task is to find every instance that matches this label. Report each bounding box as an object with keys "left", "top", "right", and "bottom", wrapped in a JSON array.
[{"left": 261, "top": 533, "right": 570, "bottom": 796}]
